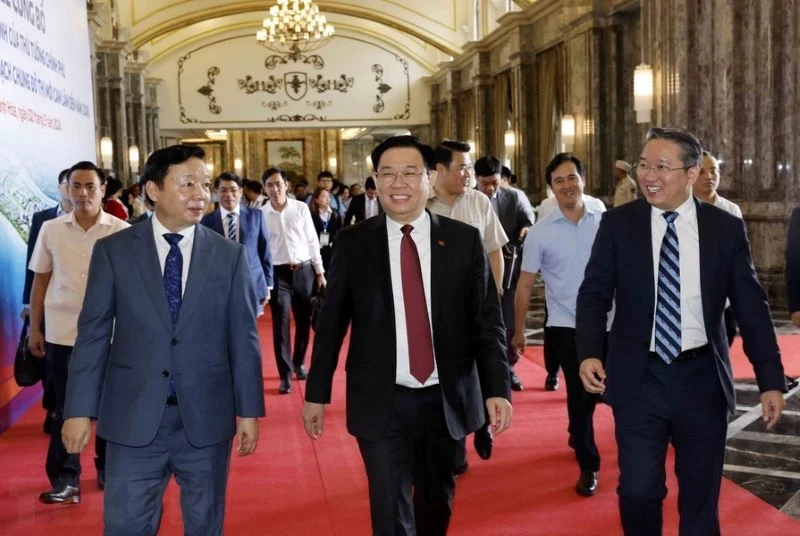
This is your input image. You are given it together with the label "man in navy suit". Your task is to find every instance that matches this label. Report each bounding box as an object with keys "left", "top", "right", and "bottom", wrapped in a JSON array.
[
  {"left": 22, "top": 168, "right": 72, "bottom": 433},
  {"left": 576, "top": 127, "right": 786, "bottom": 535},
  {"left": 201, "top": 172, "right": 273, "bottom": 310},
  {"left": 61, "top": 145, "right": 265, "bottom": 535}
]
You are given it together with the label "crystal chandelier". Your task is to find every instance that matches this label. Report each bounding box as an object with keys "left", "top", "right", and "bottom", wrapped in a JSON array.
[{"left": 256, "top": 0, "right": 335, "bottom": 55}]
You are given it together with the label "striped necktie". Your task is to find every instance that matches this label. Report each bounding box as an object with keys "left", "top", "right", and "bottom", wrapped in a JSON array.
[
  {"left": 226, "top": 212, "right": 237, "bottom": 241},
  {"left": 654, "top": 211, "right": 681, "bottom": 363},
  {"left": 162, "top": 233, "right": 183, "bottom": 398}
]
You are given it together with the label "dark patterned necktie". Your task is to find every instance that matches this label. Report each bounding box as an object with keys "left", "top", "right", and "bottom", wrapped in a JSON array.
[
  {"left": 400, "top": 225, "right": 434, "bottom": 383},
  {"left": 226, "top": 213, "right": 237, "bottom": 241},
  {"left": 163, "top": 233, "right": 183, "bottom": 397},
  {"left": 655, "top": 212, "right": 681, "bottom": 363}
]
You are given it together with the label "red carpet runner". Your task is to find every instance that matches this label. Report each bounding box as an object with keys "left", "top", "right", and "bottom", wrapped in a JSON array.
[{"left": 0, "top": 313, "right": 798, "bottom": 535}]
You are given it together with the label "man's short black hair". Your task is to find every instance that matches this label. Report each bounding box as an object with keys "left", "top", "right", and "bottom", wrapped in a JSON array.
[
  {"left": 501, "top": 165, "right": 512, "bottom": 180},
  {"left": 646, "top": 127, "right": 703, "bottom": 168},
  {"left": 57, "top": 168, "right": 70, "bottom": 186},
  {"left": 317, "top": 170, "right": 334, "bottom": 181},
  {"left": 432, "top": 139, "right": 471, "bottom": 169},
  {"left": 68, "top": 161, "right": 106, "bottom": 184},
  {"left": 364, "top": 176, "right": 377, "bottom": 190},
  {"left": 214, "top": 172, "right": 243, "bottom": 189},
  {"left": 105, "top": 176, "right": 123, "bottom": 197},
  {"left": 142, "top": 145, "right": 205, "bottom": 189},
  {"left": 244, "top": 180, "right": 263, "bottom": 194},
  {"left": 261, "top": 167, "right": 284, "bottom": 183},
  {"left": 474, "top": 156, "right": 502, "bottom": 178},
  {"left": 544, "top": 153, "right": 585, "bottom": 186},
  {"left": 370, "top": 135, "right": 435, "bottom": 170}
]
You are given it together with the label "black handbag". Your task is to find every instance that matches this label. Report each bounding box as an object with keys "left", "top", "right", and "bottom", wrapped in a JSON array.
[{"left": 14, "top": 317, "right": 42, "bottom": 387}]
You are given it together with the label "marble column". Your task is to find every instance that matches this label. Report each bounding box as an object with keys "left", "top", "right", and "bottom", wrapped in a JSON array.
[
  {"left": 95, "top": 41, "right": 130, "bottom": 179},
  {"left": 125, "top": 63, "right": 147, "bottom": 181},
  {"left": 144, "top": 78, "right": 162, "bottom": 157}
]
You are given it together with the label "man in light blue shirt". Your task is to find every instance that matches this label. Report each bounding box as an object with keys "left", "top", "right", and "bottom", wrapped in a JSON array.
[{"left": 512, "top": 153, "right": 605, "bottom": 497}]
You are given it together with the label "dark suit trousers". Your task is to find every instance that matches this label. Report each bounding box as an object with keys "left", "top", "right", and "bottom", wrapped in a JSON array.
[
  {"left": 357, "top": 385, "right": 458, "bottom": 536},
  {"left": 547, "top": 327, "right": 600, "bottom": 472},
  {"left": 104, "top": 406, "right": 233, "bottom": 536},
  {"left": 45, "top": 343, "right": 106, "bottom": 488},
  {"left": 501, "top": 286, "right": 519, "bottom": 367},
  {"left": 542, "top": 306, "right": 560, "bottom": 376},
  {"left": 613, "top": 349, "right": 727, "bottom": 536},
  {"left": 269, "top": 263, "right": 314, "bottom": 379},
  {"left": 45, "top": 343, "right": 81, "bottom": 487}
]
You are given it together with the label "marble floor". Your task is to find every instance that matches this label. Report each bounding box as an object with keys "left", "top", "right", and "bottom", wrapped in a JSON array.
[{"left": 522, "top": 282, "right": 800, "bottom": 521}]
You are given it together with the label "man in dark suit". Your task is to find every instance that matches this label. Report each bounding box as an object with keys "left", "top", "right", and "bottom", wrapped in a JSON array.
[
  {"left": 128, "top": 175, "right": 154, "bottom": 225},
  {"left": 343, "top": 176, "right": 382, "bottom": 225},
  {"left": 576, "top": 127, "right": 786, "bottom": 535},
  {"left": 786, "top": 208, "right": 800, "bottom": 328},
  {"left": 201, "top": 172, "right": 273, "bottom": 309},
  {"left": 61, "top": 145, "right": 265, "bottom": 535},
  {"left": 303, "top": 135, "right": 512, "bottom": 535},
  {"left": 475, "top": 155, "right": 534, "bottom": 391},
  {"left": 22, "top": 167, "right": 71, "bottom": 434}
]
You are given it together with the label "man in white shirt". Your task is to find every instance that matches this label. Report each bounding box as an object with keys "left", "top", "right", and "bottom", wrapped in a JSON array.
[
  {"left": 262, "top": 167, "right": 326, "bottom": 394},
  {"left": 427, "top": 140, "right": 508, "bottom": 473},
  {"left": 613, "top": 160, "right": 638, "bottom": 207},
  {"left": 28, "top": 161, "right": 129, "bottom": 504}
]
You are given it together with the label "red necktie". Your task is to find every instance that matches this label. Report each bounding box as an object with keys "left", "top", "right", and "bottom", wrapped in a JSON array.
[{"left": 400, "top": 225, "right": 435, "bottom": 383}]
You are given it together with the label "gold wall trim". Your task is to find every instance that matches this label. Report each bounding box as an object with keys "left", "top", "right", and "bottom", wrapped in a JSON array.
[
  {"left": 130, "top": 1, "right": 460, "bottom": 56},
  {"left": 384, "top": 0, "right": 457, "bottom": 32},
  {"left": 148, "top": 22, "right": 438, "bottom": 72}
]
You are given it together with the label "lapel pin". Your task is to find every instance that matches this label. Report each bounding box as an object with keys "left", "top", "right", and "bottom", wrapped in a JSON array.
[{"left": 437, "top": 240, "right": 445, "bottom": 247}]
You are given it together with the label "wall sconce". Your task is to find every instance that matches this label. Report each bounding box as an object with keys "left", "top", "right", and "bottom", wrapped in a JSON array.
[
  {"left": 365, "top": 155, "right": 373, "bottom": 172},
  {"left": 504, "top": 129, "right": 516, "bottom": 151},
  {"left": 466, "top": 139, "right": 476, "bottom": 155},
  {"left": 100, "top": 136, "right": 113, "bottom": 169},
  {"left": 207, "top": 162, "right": 215, "bottom": 176},
  {"left": 561, "top": 114, "right": 576, "bottom": 152},
  {"left": 328, "top": 155, "right": 337, "bottom": 171},
  {"left": 634, "top": 64, "right": 654, "bottom": 123},
  {"left": 128, "top": 145, "right": 140, "bottom": 174},
  {"left": 234, "top": 158, "right": 243, "bottom": 175}
]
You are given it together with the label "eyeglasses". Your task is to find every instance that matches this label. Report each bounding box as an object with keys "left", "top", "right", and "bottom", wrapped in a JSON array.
[
  {"left": 375, "top": 169, "right": 425, "bottom": 183},
  {"left": 636, "top": 162, "right": 690, "bottom": 177}
]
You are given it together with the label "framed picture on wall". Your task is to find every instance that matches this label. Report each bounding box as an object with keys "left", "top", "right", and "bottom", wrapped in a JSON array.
[{"left": 266, "top": 140, "right": 305, "bottom": 183}]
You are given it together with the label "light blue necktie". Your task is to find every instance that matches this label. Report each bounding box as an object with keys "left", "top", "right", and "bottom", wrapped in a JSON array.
[
  {"left": 163, "top": 233, "right": 183, "bottom": 397},
  {"left": 226, "top": 212, "right": 237, "bottom": 241},
  {"left": 655, "top": 212, "right": 681, "bottom": 364}
]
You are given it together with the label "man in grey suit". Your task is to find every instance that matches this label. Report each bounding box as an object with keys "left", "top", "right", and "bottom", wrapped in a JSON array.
[{"left": 61, "top": 145, "right": 265, "bottom": 535}]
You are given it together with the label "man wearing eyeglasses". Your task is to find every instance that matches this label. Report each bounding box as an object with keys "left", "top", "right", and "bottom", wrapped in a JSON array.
[
  {"left": 201, "top": 172, "right": 273, "bottom": 316},
  {"left": 427, "top": 139, "right": 508, "bottom": 474},
  {"left": 303, "top": 135, "right": 511, "bottom": 536},
  {"left": 576, "top": 127, "right": 786, "bottom": 535}
]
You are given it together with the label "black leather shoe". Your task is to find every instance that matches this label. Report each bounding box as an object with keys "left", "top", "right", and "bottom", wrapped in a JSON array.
[
  {"left": 39, "top": 485, "right": 80, "bottom": 504},
  {"left": 294, "top": 365, "right": 308, "bottom": 380},
  {"left": 453, "top": 462, "right": 469, "bottom": 478},
  {"left": 575, "top": 471, "right": 598, "bottom": 496},
  {"left": 510, "top": 370, "right": 523, "bottom": 392},
  {"left": 544, "top": 373, "right": 559, "bottom": 391},
  {"left": 97, "top": 470, "right": 105, "bottom": 491},
  {"left": 473, "top": 425, "right": 493, "bottom": 460},
  {"left": 279, "top": 377, "right": 292, "bottom": 394}
]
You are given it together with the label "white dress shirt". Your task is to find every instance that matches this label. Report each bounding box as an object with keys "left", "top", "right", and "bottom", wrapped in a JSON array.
[
  {"left": 219, "top": 204, "right": 241, "bottom": 242},
  {"left": 713, "top": 195, "right": 743, "bottom": 219},
  {"left": 151, "top": 213, "right": 195, "bottom": 297},
  {"left": 649, "top": 196, "right": 707, "bottom": 352},
  {"left": 387, "top": 212, "right": 439, "bottom": 388},
  {"left": 427, "top": 188, "right": 508, "bottom": 253},
  {"left": 366, "top": 196, "right": 379, "bottom": 219},
  {"left": 262, "top": 198, "right": 324, "bottom": 274},
  {"left": 29, "top": 210, "right": 129, "bottom": 345}
]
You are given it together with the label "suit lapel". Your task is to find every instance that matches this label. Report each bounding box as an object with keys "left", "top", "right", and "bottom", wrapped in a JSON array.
[
  {"left": 238, "top": 206, "right": 249, "bottom": 245},
  {"left": 428, "top": 211, "right": 446, "bottom": 325},
  {"left": 695, "top": 198, "right": 714, "bottom": 330},
  {"left": 365, "top": 215, "right": 393, "bottom": 307},
  {"left": 133, "top": 220, "right": 173, "bottom": 331},
  {"left": 636, "top": 200, "right": 656, "bottom": 317},
  {"left": 176, "top": 225, "right": 216, "bottom": 333}
]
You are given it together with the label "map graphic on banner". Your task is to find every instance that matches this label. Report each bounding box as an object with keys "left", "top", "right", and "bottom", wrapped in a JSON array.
[{"left": 0, "top": 1, "right": 96, "bottom": 431}]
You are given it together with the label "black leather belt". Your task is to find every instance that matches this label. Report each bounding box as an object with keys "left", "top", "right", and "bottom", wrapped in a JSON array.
[
  {"left": 650, "top": 344, "right": 710, "bottom": 363},
  {"left": 276, "top": 260, "right": 311, "bottom": 271},
  {"left": 166, "top": 394, "right": 178, "bottom": 406}
]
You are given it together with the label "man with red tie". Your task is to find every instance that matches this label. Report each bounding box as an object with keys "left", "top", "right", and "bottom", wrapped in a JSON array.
[{"left": 303, "top": 135, "right": 512, "bottom": 535}]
